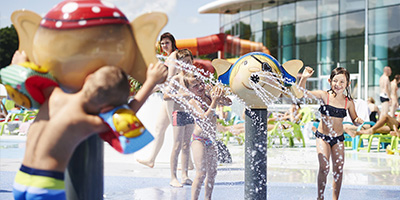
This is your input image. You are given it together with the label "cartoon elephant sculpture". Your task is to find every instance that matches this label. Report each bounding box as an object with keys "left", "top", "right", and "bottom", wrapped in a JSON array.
[
  {"left": 212, "top": 52, "right": 304, "bottom": 108},
  {"left": 10, "top": 0, "right": 167, "bottom": 92},
  {"left": 3, "top": 0, "right": 168, "bottom": 154}
]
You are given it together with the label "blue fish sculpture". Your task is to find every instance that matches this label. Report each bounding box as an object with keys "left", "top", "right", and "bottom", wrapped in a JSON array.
[{"left": 212, "top": 52, "right": 303, "bottom": 108}]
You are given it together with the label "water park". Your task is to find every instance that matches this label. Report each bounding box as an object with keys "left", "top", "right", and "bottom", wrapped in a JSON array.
[{"left": 1, "top": 0, "right": 400, "bottom": 200}]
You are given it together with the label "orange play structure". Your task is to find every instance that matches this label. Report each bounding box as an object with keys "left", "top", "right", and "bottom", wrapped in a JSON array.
[{"left": 176, "top": 33, "right": 270, "bottom": 57}]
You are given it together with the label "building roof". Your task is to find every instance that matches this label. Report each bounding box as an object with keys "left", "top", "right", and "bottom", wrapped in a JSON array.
[{"left": 198, "top": 0, "right": 280, "bottom": 14}]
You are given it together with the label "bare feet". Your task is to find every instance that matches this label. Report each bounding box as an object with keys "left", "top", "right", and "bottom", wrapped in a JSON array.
[
  {"left": 344, "top": 127, "right": 357, "bottom": 138},
  {"left": 391, "top": 125, "right": 400, "bottom": 137},
  {"left": 136, "top": 159, "right": 154, "bottom": 168},
  {"left": 181, "top": 178, "right": 193, "bottom": 185},
  {"left": 356, "top": 128, "right": 373, "bottom": 135},
  {"left": 170, "top": 179, "right": 183, "bottom": 188}
]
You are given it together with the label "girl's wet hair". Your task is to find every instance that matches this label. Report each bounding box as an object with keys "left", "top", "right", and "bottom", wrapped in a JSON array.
[
  {"left": 328, "top": 67, "right": 353, "bottom": 100},
  {"left": 159, "top": 32, "right": 178, "bottom": 52},
  {"left": 176, "top": 48, "right": 193, "bottom": 61}
]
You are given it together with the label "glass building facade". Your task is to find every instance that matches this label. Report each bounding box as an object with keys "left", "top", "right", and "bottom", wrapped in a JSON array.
[{"left": 202, "top": 0, "right": 400, "bottom": 100}]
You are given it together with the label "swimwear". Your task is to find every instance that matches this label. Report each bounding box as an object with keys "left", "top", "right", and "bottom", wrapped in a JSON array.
[
  {"left": 172, "top": 111, "right": 194, "bottom": 126},
  {"left": 380, "top": 96, "right": 390, "bottom": 103},
  {"left": 380, "top": 93, "right": 390, "bottom": 103},
  {"left": 315, "top": 130, "right": 345, "bottom": 147},
  {"left": 13, "top": 165, "right": 66, "bottom": 200},
  {"left": 318, "top": 94, "right": 347, "bottom": 118},
  {"left": 369, "top": 111, "right": 378, "bottom": 123},
  {"left": 192, "top": 134, "right": 213, "bottom": 147}
]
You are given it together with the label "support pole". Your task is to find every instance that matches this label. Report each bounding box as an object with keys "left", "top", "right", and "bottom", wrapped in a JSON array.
[
  {"left": 65, "top": 135, "right": 104, "bottom": 200},
  {"left": 244, "top": 108, "right": 268, "bottom": 200}
]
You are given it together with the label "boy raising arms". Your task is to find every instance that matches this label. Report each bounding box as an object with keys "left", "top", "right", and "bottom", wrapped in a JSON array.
[{"left": 13, "top": 61, "right": 167, "bottom": 199}]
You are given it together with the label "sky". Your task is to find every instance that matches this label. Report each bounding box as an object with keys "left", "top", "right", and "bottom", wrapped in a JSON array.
[{"left": 0, "top": 0, "right": 220, "bottom": 40}]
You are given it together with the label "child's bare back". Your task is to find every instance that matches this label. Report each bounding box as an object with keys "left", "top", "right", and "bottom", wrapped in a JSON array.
[{"left": 22, "top": 87, "right": 107, "bottom": 172}]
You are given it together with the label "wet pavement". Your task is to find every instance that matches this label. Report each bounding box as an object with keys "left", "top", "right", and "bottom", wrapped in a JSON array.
[
  {"left": 1, "top": 94, "right": 399, "bottom": 199},
  {"left": 1, "top": 134, "right": 399, "bottom": 200}
]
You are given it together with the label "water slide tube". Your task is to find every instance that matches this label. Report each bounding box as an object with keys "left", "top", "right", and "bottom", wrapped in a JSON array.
[{"left": 176, "top": 33, "right": 270, "bottom": 57}]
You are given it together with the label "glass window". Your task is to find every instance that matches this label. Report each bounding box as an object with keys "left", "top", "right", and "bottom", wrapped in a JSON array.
[
  {"left": 263, "top": 7, "right": 278, "bottom": 29},
  {"left": 340, "top": 11, "right": 365, "bottom": 37},
  {"left": 318, "top": 0, "right": 339, "bottom": 17},
  {"left": 233, "top": 21, "right": 240, "bottom": 36},
  {"left": 250, "top": 10, "right": 263, "bottom": 32},
  {"left": 263, "top": 27, "right": 278, "bottom": 49},
  {"left": 296, "top": 42, "right": 317, "bottom": 66},
  {"left": 268, "top": 47, "right": 278, "bottom": 59},
  {"left": 281, "top": 24, "right": 295, "bottom": 46},
  {"left": 222, "top": 14, "right": 232, "bottom": 27},
  {"left": 232, "top": 12, "right": 239, "bottom": 22},
  {"left": 340, "top": 0, "right": 364, "bottom": 13},
  {"left": 278, "top": 3, "right": 295, "bottom": 25},
  {"left": 339, "top": 36, "right": 364, "bottom": 62},
  {"left": 296, "top": 20, "right": 317, "bottom": 43},
  {"left": 319, "top": 63, "right": 335, "bottom": 76},
  {"left": 296, "top": 0, "right": 317, "bottom": 22},
  {"left": 253, "top": 30, "right": 263, "bottom": 43},
  {"left": 281, "top": 45, "right": 295, "bottom": 63},
  {"left": 318, "top": 39, "right": 339, "bottom": 64},
  {"left": 318, "top": 16, "right": 339, "bottom": 40},
  {"left": 369, "top": 5, "right": 400, "bottom": 34},
  {"left": 240, "top": 16, "right": 251, "bottom": 40},
  {"left": 369, "top": 32, "right": 400, "bottom": 60},
  {"left": 369, "top": 0, "right": 400, "bottom": 8},
  {"left": 240, "top": 5, "right": 251, "bottom": 18},
  {"left": 224, "top": 23, "right": 233, "bottom": 35}
]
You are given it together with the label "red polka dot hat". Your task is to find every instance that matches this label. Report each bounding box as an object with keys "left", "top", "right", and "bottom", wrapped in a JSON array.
[{"left": 40, "top": 0, "right": 129, "bottom": 29}]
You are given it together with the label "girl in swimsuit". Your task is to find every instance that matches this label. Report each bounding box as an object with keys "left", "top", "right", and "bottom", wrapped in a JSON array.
[
  {"left": 185, "top": 77, "right": 231, "bottom": 200},
  {"left": 137, "top": 32, "right": 183, "bottom": 168},
  {"left": 298, "top": 67, "right": 363, "bottom": 200}
]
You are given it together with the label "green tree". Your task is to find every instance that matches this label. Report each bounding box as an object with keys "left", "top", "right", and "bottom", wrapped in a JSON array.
[{"left": 0, "top": 25, "right": 19, "bottom": 68}]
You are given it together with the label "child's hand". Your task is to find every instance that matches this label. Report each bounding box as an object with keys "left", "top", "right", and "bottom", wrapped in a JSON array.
[
  {"left": 211, "top": 85, "right": 223, "bottom": 101},
  {"left": 302, "top": 66, "right": 314, "bottom": 78},
  {"left": 11, "top": 50, "right": 28, "bottom": 65},
  {"left": 147, "top": 61, "right": 168, "bottom": 85}
]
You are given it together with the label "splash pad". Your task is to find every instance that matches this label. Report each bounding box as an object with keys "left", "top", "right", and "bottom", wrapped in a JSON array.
[{"left": 158, "top": 52, "right": 305, "bottom": 199}]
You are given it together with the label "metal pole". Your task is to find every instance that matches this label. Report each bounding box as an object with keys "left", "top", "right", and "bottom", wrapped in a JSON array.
[
  {"left": 364, "top": 0, "right": 369, "bottom": 101},
  {"left": 65, "top": 135, "right": 104, "bottom": 200},
  {"left": 358, "top": 61, "right": 362, "bottom": 99},
  {"left": 245, "top": 108, "right": 268, "bottom": 200}
]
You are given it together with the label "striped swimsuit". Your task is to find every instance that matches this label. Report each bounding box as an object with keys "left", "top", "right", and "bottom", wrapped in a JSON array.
[{"left": 13, "top": 165, "right": 66, "bottom": 200}]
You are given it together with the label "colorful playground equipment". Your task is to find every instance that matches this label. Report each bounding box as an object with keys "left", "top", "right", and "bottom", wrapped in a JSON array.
[{"left": 176, "top": 33, "right": 270, "bottom": 56}]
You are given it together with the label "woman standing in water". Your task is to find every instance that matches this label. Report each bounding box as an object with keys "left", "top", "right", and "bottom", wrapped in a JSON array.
[
  {"left": 298, "top": 67, "right": 363, "bottom": 200},
  {"left": 137, "top": 32, "right": 179, "bottom": 168}
]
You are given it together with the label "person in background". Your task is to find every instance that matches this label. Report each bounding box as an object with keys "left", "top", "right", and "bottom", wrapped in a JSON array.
[
  {"left": 368, "top": 97, "right": 380, "bottom": 123},
  {"left": 379, "top": 66, "right": 392, "bottom": 116},
  {"left": 163, "top": 49, "right": 195, "bottom": 187},
  {"left": 137, "top": 32, "right": 183, "bottom": 168},
  {"left": 355, "top": 114, "right": 400, "bottom": 137},
  {"left": 389, "top": 74, "right": 400, "bottom": 117}
]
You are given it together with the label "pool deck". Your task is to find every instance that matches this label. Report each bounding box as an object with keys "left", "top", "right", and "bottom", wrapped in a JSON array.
[
  {"left": 1, "top": 94, "right": 399, "bottom": 199},
  {"left": 1, "top": 133, "right": 399, "bottom": 200}
]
